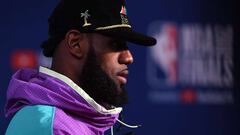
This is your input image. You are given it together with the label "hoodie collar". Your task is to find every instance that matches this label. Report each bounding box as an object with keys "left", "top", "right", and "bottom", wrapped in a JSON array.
[{"left": 39, "top": 66, "right": 122, "bottom": 114}]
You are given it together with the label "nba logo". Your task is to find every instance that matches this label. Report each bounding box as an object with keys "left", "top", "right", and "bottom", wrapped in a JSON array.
[{"left": 147, "top": 22, "right": 178, "bottom": 88}]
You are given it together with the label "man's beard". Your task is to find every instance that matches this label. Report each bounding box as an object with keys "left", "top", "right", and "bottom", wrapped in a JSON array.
[{"left": 80, "top": 46, "right": 128, "bottom": 108}]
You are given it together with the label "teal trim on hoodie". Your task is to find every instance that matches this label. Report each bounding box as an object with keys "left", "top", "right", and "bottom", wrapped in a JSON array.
[{"left": 5, "top": 105, "right": 55, "bottom": 135}]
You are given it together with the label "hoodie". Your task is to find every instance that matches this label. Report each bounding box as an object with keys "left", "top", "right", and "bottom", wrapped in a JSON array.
[{"left": 5, "top": 66, "right": 122, "bottom": 135}]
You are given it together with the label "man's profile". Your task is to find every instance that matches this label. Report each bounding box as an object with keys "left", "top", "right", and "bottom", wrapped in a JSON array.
[{"left": 4, "top": 0, "right": 156, "bottom": 134}]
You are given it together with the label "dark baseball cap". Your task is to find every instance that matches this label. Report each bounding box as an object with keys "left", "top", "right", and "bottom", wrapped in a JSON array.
[{"left": 41, "top": 0, "right": 156, "bottom": 57}]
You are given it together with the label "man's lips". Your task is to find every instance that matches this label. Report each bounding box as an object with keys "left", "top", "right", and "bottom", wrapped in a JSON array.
[{"left": 117, "top": 69, "right": 129, "bottom": 84}]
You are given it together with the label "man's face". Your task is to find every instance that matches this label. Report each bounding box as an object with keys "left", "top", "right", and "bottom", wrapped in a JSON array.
[{"left": 80, "top": 33, "right": 134, "bottom": 108}]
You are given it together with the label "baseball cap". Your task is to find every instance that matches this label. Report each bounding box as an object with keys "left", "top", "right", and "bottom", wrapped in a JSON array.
[{"left": 41, "top": 0, "right": 157, "bottom": 57}]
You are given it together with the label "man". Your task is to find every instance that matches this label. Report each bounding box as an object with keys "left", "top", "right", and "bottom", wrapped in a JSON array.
[{"left": 5, "top": 0, "right": 156, "bottom": 134}]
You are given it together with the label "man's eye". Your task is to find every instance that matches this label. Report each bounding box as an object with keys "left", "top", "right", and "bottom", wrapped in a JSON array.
[{"left": 110, "top": 41, "right": 128, "bottom": 51}]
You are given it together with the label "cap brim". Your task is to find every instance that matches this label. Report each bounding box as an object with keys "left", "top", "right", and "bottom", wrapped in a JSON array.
[{"left": 97, "top": 27, "right": 156, "bottom": 46}]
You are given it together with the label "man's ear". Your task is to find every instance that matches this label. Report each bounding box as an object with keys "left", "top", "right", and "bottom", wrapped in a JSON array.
[{"left": 65, "top": 30, "right": 88, "bottom": 59}]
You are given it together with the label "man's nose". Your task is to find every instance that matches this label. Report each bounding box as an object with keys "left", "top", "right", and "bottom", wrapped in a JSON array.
[{"left": 118, "top": 50, "right": 134, "bottom": 65}]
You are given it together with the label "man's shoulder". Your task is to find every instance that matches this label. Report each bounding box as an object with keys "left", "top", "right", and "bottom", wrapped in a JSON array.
[
  {"left": 53, "top": 108, "right": 92, "bottom": 135},
  {"left": 6, "top": 105, "right": 56, "bottom": 135}
]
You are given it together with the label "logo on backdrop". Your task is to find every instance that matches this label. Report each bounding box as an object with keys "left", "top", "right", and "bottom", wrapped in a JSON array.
[
  {"left": 10, "top": 50, "right": 52, "bottom": 71},
  {"left": 147, "top": 21, "right": 234, "bottom": 104},
  {"left": 148, "top": 23, "right": 178, "bottom": 86},
  {"left": 10, "top": 50, "right": 38, "bottom": 71}
]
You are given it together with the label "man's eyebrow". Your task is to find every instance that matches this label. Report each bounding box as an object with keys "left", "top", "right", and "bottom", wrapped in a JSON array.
[
  {"left": 105, "top": 38, "right": 127, "bottom": 51},
  {"left": 112, "top": 39, "right": 127, "bottom": 46}
]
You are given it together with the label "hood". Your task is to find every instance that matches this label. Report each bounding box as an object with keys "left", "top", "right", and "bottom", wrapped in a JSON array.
[{"left": 5, "top": 66, "right": 122, "bottom": 130}]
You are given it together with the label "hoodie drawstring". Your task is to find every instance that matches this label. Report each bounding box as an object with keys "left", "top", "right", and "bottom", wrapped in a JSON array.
[
  {"left": 111, "top": 126, "right": 114, "bottom": 135},
  {"left": 111, "top": 119, "right": 141, "bottom": 135},
  {"left": 116, "top": 119, "right": 141, "bottom": 128}
]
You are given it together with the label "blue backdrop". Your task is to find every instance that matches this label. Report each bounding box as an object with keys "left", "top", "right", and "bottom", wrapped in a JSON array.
[{"left": 1, "top": 0, "right": 239, "bottom": 135}]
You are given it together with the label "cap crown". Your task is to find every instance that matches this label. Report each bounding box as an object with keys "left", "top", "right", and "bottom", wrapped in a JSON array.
[{"left": 48, "top": 0, "right": 131, "bottom": 36}]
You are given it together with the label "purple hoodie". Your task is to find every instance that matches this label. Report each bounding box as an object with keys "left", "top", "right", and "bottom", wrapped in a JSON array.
[{"left": 5, "top": 66, "right": 122, "bottom": 135}]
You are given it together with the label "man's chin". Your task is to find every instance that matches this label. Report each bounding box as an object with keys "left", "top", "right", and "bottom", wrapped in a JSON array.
[
  {"left": 116, "top": 85, "right": 124, "bottom": 94},
  {"left": 114, "top": 78, "right": 126, "bottom": 93},
  {"left": 115, "top": 87, "right": 129, "bottom": 106}
]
